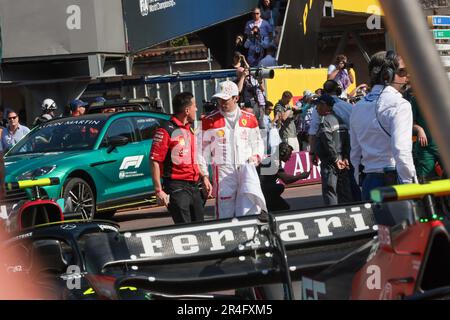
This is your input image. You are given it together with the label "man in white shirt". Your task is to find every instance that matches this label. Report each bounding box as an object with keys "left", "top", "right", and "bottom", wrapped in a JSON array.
[{"left": 350, "top": 51, "right": 416, "bottom": 200}]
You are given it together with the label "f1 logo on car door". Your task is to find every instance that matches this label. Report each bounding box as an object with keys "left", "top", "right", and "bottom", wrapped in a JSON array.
[{"left": 120, "top": 156, "right": 144, "bottom": 170}]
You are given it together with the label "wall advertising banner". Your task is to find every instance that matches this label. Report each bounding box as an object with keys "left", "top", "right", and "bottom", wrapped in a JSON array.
[
  {"left": 123, "top": 0, "right": 258, "bottom": 53},
  {"left": 282, "top": 151, "right": 322, "bottom": 186}
]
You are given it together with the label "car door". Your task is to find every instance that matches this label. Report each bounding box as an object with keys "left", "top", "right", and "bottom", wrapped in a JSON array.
[
  {"left": 132, "top": 116, "right": 163, "bottom": 194},
  {"left": 95, "top": 117, "right": 147, "bottom": 203}
]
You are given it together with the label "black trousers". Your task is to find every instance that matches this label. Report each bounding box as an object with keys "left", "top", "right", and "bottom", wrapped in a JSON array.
[
  {"left": 320, "top": 163, "right": 353, "bottom": 205},
  {"left": 164, "top": 180, "right": 205, "bottom": 224},
  {"left": 262, "top": 183, "right": 290, "bottom": 212}
]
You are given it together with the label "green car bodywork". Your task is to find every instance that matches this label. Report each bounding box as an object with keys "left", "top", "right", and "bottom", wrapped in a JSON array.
[{"left": 4, "top": 111, "right": 170, "bottom": 219}]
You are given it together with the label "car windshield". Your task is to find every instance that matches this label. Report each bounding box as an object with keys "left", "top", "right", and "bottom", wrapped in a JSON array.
[{"left": 8, "top": 118, "right": 106, "bottom": 155}]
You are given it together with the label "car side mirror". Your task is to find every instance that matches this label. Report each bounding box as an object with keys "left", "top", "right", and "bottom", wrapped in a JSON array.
[{"left": 107, "top": 135, "right": 129, "bottom": 153}]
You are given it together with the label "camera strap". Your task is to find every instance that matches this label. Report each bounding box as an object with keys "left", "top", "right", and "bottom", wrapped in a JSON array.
[{"left": 375, "top": 86, "right": 391, "bottom": 138}]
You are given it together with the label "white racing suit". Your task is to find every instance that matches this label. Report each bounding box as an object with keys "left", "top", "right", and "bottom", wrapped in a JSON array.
[{"left": 198, "top": 109, "right": 265, "bottom": 219}]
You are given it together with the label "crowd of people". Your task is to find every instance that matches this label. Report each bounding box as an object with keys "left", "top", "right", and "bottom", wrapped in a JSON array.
[
  {"left": 0, "top": 17, "right": 444, "bottom": 226},
  {"left": 0, "top": 97, "right": 63, "bottom": 153},
  {"left": 0, "top": 97, "right": 110, "bottom": 153},
  {"left": 235, "top": 2, "right": 281, "bottom": 68},
  {"left": 151, "top": 48, "right": 446, "bottom": 225}
]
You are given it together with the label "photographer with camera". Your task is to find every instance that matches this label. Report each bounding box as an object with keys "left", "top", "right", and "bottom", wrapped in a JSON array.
[
  {"left": 232, "top": 51, "right": 250, "bottom": 69},
  {"left": 244, "top": 25, "right": 270, "bottom": 67},
  {"left": 328, "top": 54, "right": 354, "bottom": 98},
  {"left": 274, "top": 91, "right": 301, "bottom": 152},
  {"left": 245, "top": 7, "right": 273, "bottom": 41},
  {"left": 235, "top": 56, "right": 267, "bottom": 130},
  {"left": 233, "top": 34, "right": 247, "bottom": 58}
]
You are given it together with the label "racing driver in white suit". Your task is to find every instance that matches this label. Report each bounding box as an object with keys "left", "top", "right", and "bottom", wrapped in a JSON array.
[{"left": 198, "top": 80, "right": 265, "bottom": 219}]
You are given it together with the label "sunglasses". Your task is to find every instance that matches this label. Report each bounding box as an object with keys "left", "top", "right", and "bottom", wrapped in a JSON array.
[
  {"left": 253, "top": 12, "right": 260, "bottom": 15},
  {"left": 8, "top": 116, "right": 17, "bottom": 120},
  {"left": 396, "top": 68, "right": 408, "bottom": 77}
]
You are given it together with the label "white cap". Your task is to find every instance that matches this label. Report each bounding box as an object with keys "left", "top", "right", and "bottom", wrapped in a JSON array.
[
  {"left": 303, "top": 90, "right": 313, "bottom": 97},
  {"left": 212, "top": 80, "right": 239, "bottom": 100},
  {"left": 41, "top": 98, "right": 57, "bottom": 111}
]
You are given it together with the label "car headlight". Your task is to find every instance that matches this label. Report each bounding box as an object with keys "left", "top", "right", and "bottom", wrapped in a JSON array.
[{"left": 17, "top": 165, "right": 57, "bottom": 180}]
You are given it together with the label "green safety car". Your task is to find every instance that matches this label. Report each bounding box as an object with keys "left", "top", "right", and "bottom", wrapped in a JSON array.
[{"left": 4, "top": 110, "right": 170, "bottom": 219}]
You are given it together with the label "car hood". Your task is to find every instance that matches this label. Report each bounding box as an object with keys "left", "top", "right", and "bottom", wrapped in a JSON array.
[{"left": 5, "top": 151, "right": 86, "bottom": 181}]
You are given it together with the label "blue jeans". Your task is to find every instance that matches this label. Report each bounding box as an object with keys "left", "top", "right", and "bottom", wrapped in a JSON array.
[
  {"left": 362, "top": 172, "right": 401, "bottom": 201},
  {"left": 361, "top": 174, "right": 385, "bottom": 201}
]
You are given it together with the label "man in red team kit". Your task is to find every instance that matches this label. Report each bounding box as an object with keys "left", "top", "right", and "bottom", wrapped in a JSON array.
[
  {"left": 198, "top": 80, "right": 265, "bottom": 219},
  {"left": 150, "top": 92, "right": 212, "bottom": 224}
]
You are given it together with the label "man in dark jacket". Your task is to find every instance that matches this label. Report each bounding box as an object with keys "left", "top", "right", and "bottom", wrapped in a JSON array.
[{"left": 313, "top": 94, "right": 353, "bottom": 205}]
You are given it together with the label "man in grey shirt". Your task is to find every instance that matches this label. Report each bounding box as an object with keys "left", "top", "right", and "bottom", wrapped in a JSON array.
[
  {"left": 314, "top": 94, "right": 353, "bottom": 205},
  {"left": 309, "top": 80, "right": 361, "bottom": 201},
  {"left": 275, "top": 91, "right": 301, "bottom": 152}
]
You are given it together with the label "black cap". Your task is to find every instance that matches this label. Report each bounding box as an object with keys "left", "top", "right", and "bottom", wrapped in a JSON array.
[{"left": 313, "top": 94, "right": 335, "bottom": 107}]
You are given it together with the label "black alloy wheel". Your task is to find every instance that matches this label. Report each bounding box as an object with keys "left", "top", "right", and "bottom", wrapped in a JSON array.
[{"left": 63, "top": 178, "right": 96, "bottom": 220}]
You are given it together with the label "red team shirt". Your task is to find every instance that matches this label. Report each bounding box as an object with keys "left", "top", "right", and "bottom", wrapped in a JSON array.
[{"left": 150, "top": 116, "right": 200, "bottom": 182}]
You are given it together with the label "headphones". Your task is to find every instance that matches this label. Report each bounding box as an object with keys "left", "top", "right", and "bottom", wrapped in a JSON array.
[
  {"left": 336, "top": 85, "right": 342, "bottom": 97},
  {"left": 374, "top": 51, "right": 399, "bottom": 138},
  {"left": 379, "top": 50, "right": 399, "bottom": 85}
]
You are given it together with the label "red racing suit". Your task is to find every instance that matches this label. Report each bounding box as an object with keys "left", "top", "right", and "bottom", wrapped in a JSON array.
[{"left": 198, "top": 109, "right": 264, "bottom": 219}]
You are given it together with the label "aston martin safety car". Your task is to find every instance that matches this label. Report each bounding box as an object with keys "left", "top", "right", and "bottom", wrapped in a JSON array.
[{"left": 4, "top": 110, "right": 170, "bottom": 219}]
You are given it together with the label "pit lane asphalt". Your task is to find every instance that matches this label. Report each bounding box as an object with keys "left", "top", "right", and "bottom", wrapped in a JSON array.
[{"left": 112, "top": 184, "right": 323, "bottom": 231}]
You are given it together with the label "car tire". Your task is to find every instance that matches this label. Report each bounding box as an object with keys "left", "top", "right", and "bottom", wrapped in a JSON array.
[
  {"left": 63, "top": 178, "right": 96, "bottom": 220},
  {"left": 95, "top": 209, "right": 117, "bottom": 220}
]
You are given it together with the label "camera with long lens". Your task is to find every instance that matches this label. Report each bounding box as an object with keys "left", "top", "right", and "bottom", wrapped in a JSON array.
[
  {"left": 349, "top": 95, "right": 364, "bottom": 104},
  {"left": 311, "top": 96, "right": 319, "bottom": 105},
  {"left": 202, "top": 99, "right": 218, "bottom": 114},
  {"left": 250, "top": 68, "right": 275, "bottom": 79}
]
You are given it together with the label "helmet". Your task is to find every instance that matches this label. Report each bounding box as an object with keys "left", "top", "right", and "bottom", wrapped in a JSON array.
[{"left": 41, "top": 98, "right": 57, "bottom": 111}]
